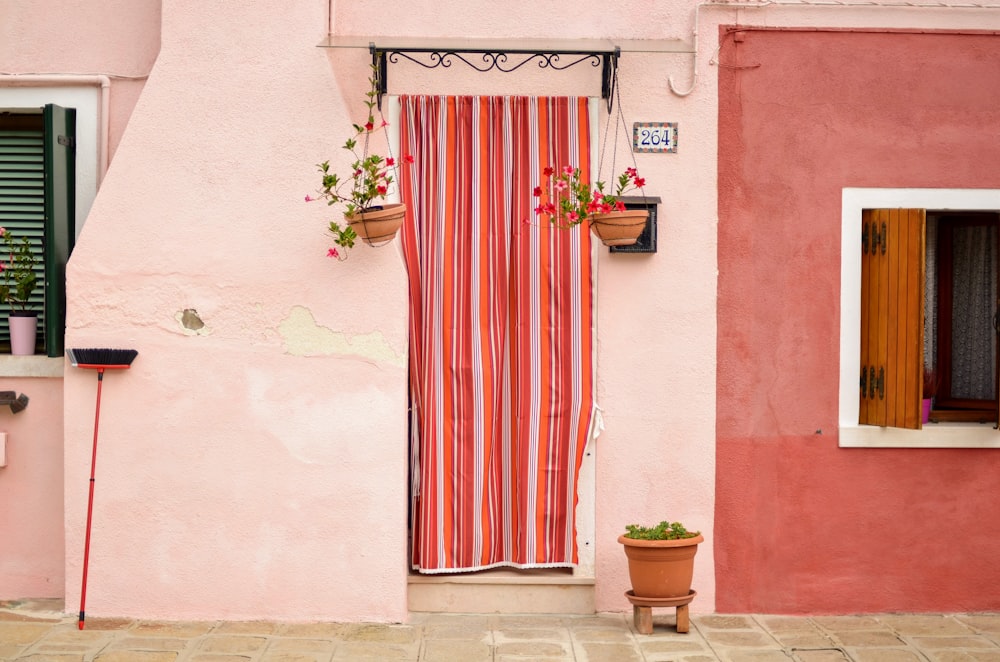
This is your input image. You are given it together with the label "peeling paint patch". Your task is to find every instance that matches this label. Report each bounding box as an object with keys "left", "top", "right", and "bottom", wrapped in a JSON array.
[
  {"left": 279, "top": 306, "right": 403, "bottom": 366},
  {"left": 176, "top": 308, "right": 210, "bottom": 335}
]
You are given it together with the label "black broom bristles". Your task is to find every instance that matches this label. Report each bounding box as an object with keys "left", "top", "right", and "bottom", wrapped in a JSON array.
[{"left": 68, "top": 348, "right": 138, "bottom": 369}]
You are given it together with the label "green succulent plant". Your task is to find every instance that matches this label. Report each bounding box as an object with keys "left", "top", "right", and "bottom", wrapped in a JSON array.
[{"left": 623, "top": 521, "right": 700, "bottom": 541}]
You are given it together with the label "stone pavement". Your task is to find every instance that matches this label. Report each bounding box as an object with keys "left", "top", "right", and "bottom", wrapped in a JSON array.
[{"left": 2, "top": 600, "right": 1000, "bottom": 662}]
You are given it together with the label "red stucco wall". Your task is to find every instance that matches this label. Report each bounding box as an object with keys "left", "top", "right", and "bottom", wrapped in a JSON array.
[{"left": 717, "top": 28, "right": 1000, "bottom": 612}]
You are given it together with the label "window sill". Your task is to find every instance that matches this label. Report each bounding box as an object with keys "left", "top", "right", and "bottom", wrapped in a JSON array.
[
  {"left": 0, "top": 355, "right": 64, "bottom": 378},
  {"left": 839, "top": 423, "right": 1000, "bottom": 448}
]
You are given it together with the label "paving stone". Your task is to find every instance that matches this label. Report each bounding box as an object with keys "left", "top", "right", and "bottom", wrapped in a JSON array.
[
  {"left": 496, "top": 657, "right": 571, "bottom": 662},
  {"left": 698, "top": 615, "right": 760, "bottom": 630},
  {"left": 265, "top": 637, "right": 338, "bottom": 653},
  {"left": 494, "top": 641, "right": 569, "bottom": 656},
  {"left": 492, "top": 615, "right": 567, "bottom": 630},
  {"left": 82, "top": 618, "right": 135, "bottom": 630},
  {"left": 813, "top": 617, "right": 887, "bottom": 631},
  {"left": 214, "top": 620, "right": 281, "bottom": 635},
  {"left": 197, "top": 635, "right": 269, "bottom": 654},
  {"left": 768, "top": 630, "right": 834, "bottom": 647},
  {"left": 913, "top": 636, "right": 999, "bottom": 649},
  {"left": 849, "top": 649, "right": 925, "bottom": 662},
  {"left": 259, "top": 654, "right": 329, "bottom": 662},
  {"left": 421, "top": 639, "right": 493, "bottom": 662},
  {"left": 926, "top": 653, "right": 1000, "bottom": 662},
  {"left": 94, "top": 652, "right": 178, "bottom": 662},
  {"left": 702, "top": 630, "right": 778, "bottom": 647},
  {"left": 133, "top": 621, "right": 218, "bottom": 637},
  {"left": 638, "top": 638, "right": 711, "bottom": 653},
  {"left": 833, "top": 630, "right": 905, "bottom": 647},
  {"left": 792, "top": 649, "right": 851, "bottom": 662},
  {"left": 956, "top": 616, "right": 1000, "bottom": 634},
  {"left": 719, "top": 651, "right": 796, "bottom": 662},
  {"left": 107, "top": 636, "right": 190, "bottom": 651},
  {"left": 0, "top": 622, "right": 53, "bottom": 644},
  {"left": 419, "top": 623, "right": 491, "bottom": 640},
  {"left": 761, "top": 617, "right": 819, "bottom": 632},
  {"left": 575, "top": 641, "right": 644, "bottom": 661},
  {"left": 571, "top": 626, "right": 634, "bottom": 642},
  {"left": 341, "top": 623, "right": 419, "bottom": 645},
  {"left": 496, "top": 628, "right": 568, "bottom": 641},
  {"left": 330, "top": 641, "right": 417, "bottom": 659},
  {"left": 0, "top": 642, "right": 26, "bottom": 658},
  {"left": 277, "top": 622, "right": 349, "bottom": 637},
  {"left": 878, "top": 616, "right": 975, "bottom": 636},
  {"left": 188, "top": 656, "right": 253, "bottom": 662},
  {"left": 13, "top": 655, "right": 86, "bottom": 662}
]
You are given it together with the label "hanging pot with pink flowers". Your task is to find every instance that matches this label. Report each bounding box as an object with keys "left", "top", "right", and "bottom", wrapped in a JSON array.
[
  {"left": 533, "top": 165, "right": 649, "bottom": 247},
  {"left": 307, "top": 65, "right": 413, "bottom": 260}
]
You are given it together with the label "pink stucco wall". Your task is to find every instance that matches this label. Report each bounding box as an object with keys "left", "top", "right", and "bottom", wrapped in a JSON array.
[
  {"left": 55, "top": 0, "right": 720, "bottom": 621},
  {"left": 0, "top": 378, "right": 63, "bottom": 598},
  {"left": 717, "top": 28, "right": 1000, "bottom": 612},
  {"left": 0, "top": 0, "right": 160, "bottom": 601}
]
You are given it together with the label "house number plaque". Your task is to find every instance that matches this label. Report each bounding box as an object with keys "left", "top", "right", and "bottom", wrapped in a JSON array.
[{"left": 632, "top": 122, "right": 678, "bottom": 153}]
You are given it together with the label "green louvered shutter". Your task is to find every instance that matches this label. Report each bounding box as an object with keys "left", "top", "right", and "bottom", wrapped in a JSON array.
[
  {"left": 0, "top": 116, "right": 46, "bottom": 351},
  {"left": 0, "top": 105, "right": 75, "bottom": 356},
  {"left": 43, "top": 104, "right": 76, "bottom": 357}
]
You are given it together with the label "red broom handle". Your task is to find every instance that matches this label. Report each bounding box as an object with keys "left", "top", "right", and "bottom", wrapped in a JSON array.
[{"left": 79, "top": 368, "right": 105, "bottom": 630}]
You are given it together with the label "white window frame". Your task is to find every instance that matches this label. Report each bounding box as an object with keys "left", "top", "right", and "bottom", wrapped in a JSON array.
[{"left": 840, "top": 188, "right": 1000, "bottom": 448}]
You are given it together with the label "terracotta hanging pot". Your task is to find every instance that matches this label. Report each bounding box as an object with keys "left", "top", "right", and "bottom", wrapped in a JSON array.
[
  {"left": 589, "top": 209, "right": 649, "bottom": 247},
  {"left": 345, "top": 203, "right": 407, "bottom": 246},
  {"left": 618, "top": 532, "right": 703, "bottom": 599},
  {"left": 9, "top": 312, "right": 38, "bottom": 356}
]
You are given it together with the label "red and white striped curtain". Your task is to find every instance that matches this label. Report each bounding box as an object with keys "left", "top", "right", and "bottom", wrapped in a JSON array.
[{"left": 399, "top": 96, "right": 595, "bottom": 573}]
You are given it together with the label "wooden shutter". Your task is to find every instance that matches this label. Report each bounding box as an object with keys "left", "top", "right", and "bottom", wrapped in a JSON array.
[
  {"left": 859, "top": 209, "right": 925, "bottom": 428},
  {"left": 43, "top": 104, "right": 75, "bottom": 358}
]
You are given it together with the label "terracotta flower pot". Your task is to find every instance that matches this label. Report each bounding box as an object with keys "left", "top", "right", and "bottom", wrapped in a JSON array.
[
  {"left": 345, "top": 203, "right": 407, "bottom": 246},
  {"left": 618, "top": 533, "right": 703, "bottom": 599},
  {"left": 589, "top": 209, "right": 649, "bottom": 247}
]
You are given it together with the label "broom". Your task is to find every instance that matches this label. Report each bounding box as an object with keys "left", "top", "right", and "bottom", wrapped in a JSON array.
[{"left": 68, "top": 348, "right": 138, "bottom": 630}]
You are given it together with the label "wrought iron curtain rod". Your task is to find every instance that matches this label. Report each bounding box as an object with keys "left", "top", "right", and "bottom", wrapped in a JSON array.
[{"left": 368, "top": 42, "right": 620, "bottom": 112}]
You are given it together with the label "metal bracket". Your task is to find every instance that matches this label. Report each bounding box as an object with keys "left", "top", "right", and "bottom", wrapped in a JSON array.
[{"left": 369, "top": 42, "right": 619, "bottom": 112}]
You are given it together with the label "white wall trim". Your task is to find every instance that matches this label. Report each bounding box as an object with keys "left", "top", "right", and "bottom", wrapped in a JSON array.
[{"left": 840, "top": 188, "right": 1000, "bottom": 448}]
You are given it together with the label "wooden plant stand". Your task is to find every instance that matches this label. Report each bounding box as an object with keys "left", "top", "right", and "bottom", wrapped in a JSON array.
[{"left": 624, "top": 589, "right": 696, "bottom": 634}]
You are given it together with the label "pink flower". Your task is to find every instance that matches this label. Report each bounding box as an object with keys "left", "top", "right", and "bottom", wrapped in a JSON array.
[
  {"left": 380, "top": 119, "right": 389, "bottom": 128},
  {"left": 554, "top": 180, "right": 568, "bottom": 192},
  {"left": 327, "top": 248, "right": 340, "bottom": 259},
  {"left": 562, "top": 166, "right": 575, "bottom": 176},
  {"left": 567, "top": 211, "right": 579, "bottom": 223},
  {"left": 304, "top": 194, "right": 314, "bottom": 202},
  {"left": 533, "top": 186, "right": 543, "bottom": 197}
]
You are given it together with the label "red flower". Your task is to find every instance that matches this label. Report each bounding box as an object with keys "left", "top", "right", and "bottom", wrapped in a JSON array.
[
  {"left": 386, "top": 157, "right": 395, "bottom": 166},
  {"left": 543, "top": 166, "right": 554, "bottom": 176},
  {"left": 403, "top": 154, "right": 415, "bottom": 164},
  {"left": 533, "top": 186, "right": 543, "bottom": 197},
  {"left": 364, "top": 121, "right": 374, "bottom": 131}
]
